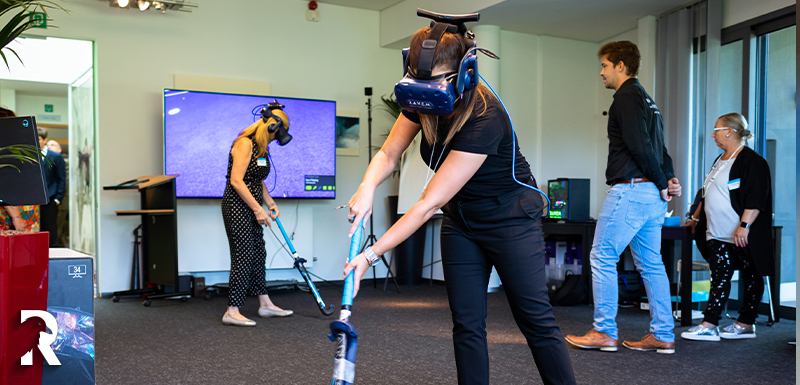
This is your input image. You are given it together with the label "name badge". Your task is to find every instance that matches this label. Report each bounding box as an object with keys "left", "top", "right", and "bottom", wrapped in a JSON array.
[
  {"left": 257, "top": 158, "right": 267, "bottom": 167},
  {"left": 728, "top": 178, "right": 741, "bottom": 190}
]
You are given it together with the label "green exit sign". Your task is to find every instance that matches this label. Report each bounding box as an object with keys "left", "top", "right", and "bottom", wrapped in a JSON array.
[
  {"left": 29, "top": 12, "right": 46, "bottom": 29},
  {"left": 44, "top": 104, "right": 53, "bottom": 113}
]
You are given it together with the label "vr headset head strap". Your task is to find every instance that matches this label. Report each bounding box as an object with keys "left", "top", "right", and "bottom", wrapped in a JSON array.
[{"left": 415, "top": 22, "right": 453, "bottom": 79}]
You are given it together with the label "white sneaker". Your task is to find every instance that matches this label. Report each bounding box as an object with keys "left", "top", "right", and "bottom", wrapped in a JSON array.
[{"left": 720, "top": 323, "right": 756, "bottom": 339}]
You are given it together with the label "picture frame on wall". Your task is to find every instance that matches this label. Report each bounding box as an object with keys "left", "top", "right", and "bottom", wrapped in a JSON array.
[{"left": 335, "top": 110, "right": 360, "bottom": 156}]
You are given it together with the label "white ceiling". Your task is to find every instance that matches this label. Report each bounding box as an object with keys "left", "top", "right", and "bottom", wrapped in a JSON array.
[
  {"left": 315, "top": 0, "right": 403, "bottom": 11},
  {"left": 315, "top": 0, "right": 691, "bottom": 42},
  {"left": 1, "top": 79, "right": 68, "bottom": 97},
  {"left": 479, "top": 0, "right": 689, "bottom": 42},
  {"left": 0, "top": 36, "right": 93, "bottom": 84}
]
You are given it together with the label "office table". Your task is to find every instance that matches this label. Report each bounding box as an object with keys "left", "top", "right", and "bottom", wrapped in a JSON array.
[{"left": 543, "top": 221, "right": 694, "bottom": 326}]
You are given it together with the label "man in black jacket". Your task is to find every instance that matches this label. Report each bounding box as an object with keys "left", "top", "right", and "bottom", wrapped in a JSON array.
[
  {"left": 566, "top": 41, "right": 682, "bottom": 354},
  {"left": 38, "top": 127, "right": 66, "bottom": 247}
]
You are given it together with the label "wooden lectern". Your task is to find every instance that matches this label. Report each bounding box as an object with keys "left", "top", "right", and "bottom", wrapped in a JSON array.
[{"left": 103, "top": 175, "right": 191, "bottom": 306}]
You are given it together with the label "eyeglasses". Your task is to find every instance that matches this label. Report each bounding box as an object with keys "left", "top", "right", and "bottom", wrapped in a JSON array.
[{"left": 713, "top": 126, "right": 732, "bottom": 131}]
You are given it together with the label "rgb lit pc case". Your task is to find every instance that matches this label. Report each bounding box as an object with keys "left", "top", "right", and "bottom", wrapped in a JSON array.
[
  {"left": 547, "top": 178, "right": 590, "bottom": 222},
  {"left": 0, "top": 116, "right": 49, "bottom": 206}
]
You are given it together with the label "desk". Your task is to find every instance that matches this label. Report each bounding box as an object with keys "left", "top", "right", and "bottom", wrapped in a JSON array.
[
  {"left": 543, "top": 222, "right": 782, "bottom": 327},
  {"left": 660, "top": 226, "right": 694, "bottom": 326},
  {"left": 543, "top": 221, "right": 695, "bottom": 326}
]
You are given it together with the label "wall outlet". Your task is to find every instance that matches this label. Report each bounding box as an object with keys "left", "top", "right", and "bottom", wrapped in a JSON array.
[
  {"left": 306, "top": 9, "right": 320, "bottom": 22},
  {"left": 640, "top": 302, "right": 650, "bottom": 311}
]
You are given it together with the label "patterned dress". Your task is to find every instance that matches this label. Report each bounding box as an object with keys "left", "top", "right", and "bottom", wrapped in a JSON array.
[
  {"left": 0, "top": 205, "right": 40, "bottom": 232},
  {"left": 221, "top": 138, "right": 271, "bottom": 308}
]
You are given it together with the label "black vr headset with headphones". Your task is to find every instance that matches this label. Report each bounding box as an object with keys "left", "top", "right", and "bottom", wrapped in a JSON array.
[
  {"left": 394, "top": 9, "right": 499, "bottom": 116},
  {"left": 260, "top": 100, "right": 292, "bottom": 146}
]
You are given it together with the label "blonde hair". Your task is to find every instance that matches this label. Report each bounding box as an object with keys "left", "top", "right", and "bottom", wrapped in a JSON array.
[
  {"left": 718, "top": 112, "right": 752, "bottom": 142},
  {"left": 232, "top": 109, "right": 289, "bottom": 158},
  {"left": 408, "top": 26, "right": 494, "bottom": 146}
]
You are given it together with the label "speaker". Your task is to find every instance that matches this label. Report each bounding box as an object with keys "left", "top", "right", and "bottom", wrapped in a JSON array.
[{"left": 191, "top": 276, "right": 205, "bottom": 298}]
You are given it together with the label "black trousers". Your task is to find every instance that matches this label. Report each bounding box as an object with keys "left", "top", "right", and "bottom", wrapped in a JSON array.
[
  {"left": 221, "top": 186, "right": 270, "bottom": 308},
  {"left": 704, "top": 239, "right": 764, "bottom": 325},
  {"left": 440, "top": 188, "right": 575, "bottom": 385},
  {"left": 40, "top": 200, "right": 59, "bottom": 247}
]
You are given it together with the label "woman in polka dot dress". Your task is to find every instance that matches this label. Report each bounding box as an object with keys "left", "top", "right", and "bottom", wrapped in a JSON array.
[{"left": 221, "top": 108, "right": 293, "bottom": 326}]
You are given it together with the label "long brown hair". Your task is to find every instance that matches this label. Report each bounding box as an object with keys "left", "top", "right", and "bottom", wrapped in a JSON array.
[
  {"left": 232, "top": 109, "right": 289, "bottom": 158},
  {"left": 407, "top": 26, "right": 494, "bottom": 146}
]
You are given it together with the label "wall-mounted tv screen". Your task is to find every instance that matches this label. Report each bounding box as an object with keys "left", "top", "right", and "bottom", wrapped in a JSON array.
[{"left": 164, "top": 89, "right": 336, "bottom": 199}]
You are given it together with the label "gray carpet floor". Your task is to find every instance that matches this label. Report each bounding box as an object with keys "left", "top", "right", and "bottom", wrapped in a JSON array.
[{"left": 95, "top": 283, "right": 796, "bottom": 384}]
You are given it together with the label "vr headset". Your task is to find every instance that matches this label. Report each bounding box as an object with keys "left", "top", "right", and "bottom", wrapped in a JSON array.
[
  {"left": 394, "top": 9, "right": 498, "bottom": 116},
  {"left": 260, "top": 100, "right": 292, "bottom": 146}
]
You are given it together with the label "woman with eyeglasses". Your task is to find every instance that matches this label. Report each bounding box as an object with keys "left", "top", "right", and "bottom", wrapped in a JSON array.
[{"left": 682, "top": 112, "right": 773, "bottom": 342}]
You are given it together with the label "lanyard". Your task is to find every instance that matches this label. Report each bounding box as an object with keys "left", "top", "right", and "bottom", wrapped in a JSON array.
[
  {"left": 702, "top": 143, "right": 743, "bottom": 197},
  {"left": 423, "top": 141, "right": 446, "bottom": 192}
]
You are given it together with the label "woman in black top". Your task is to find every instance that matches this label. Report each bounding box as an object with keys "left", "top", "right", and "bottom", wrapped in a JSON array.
[
  {"left": 682, "top": 113, "right": 773, "bottom": 341},
  {"left": 221, "top": 111, "right": 293, "bottom": 327},
  {"left": 343, "top": 27, "right": 575, "bottom": 385}
]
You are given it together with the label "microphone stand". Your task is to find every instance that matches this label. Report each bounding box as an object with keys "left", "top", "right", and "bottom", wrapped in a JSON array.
[{"left": 363, "top": 87, "right": 400, "bottom": 292}]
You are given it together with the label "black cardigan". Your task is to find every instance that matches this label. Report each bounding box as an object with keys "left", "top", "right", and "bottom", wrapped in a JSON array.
[{"left": 694, "top": 146, "right": 774, "bottom": 276}]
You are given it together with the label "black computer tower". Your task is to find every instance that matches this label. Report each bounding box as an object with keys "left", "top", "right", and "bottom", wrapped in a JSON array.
[
  {"left": 547, "top": 178, "right": 590, "bottom": 221},
  {"left": 0, "top": 116, "right": 49, "bottom": 205}
]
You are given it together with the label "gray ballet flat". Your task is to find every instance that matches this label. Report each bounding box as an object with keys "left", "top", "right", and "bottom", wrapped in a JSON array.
[
  {"left": 222, "top": 313, "right": 256, "bottom": 327},
  {"left": 258, "top": 307, "right": 293, "bottom": 318}
]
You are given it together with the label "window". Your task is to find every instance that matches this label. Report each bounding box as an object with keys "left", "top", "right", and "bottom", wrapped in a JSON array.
[{"left": 718, "top": 7, "right": 796, "bottom": 309}]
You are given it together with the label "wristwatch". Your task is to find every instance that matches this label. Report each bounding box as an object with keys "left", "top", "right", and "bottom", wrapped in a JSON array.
[
  {"left": 363, "top": 246, "right": 382, "bottom": 267},
  {"left": 740, "top": 222, "right": 751, "bottom": 229}
]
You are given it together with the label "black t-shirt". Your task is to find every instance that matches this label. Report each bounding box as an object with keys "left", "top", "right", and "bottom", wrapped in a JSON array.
[{"left": 402, "top": 94, "right": 535, "bottom": 202}]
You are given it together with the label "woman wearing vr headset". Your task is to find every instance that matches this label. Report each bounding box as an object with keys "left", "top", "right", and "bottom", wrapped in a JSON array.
[
  {"left": 342, "top": 20, "right": 576, "bottom": 385},
  {"left": 220, "top": 106, "right": 293, "bottom": 326}
]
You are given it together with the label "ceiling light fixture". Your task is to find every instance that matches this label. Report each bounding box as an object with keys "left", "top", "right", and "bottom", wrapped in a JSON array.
[{"left": 104, "top": 0, "right": 197, "bottom": 13}]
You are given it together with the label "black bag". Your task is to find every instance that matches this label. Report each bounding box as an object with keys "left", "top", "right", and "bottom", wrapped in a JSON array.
[{"left": 548, "top": 273, "right": 588, "bottom": 306}]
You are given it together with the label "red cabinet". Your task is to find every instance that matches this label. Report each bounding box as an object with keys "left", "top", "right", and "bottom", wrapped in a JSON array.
[{"left": 0, "top": 232, "right": 49, "bottom": 385}]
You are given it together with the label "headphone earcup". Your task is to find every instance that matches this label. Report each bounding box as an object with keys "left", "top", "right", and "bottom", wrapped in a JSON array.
[
  {"left": 267, "top": 115, "right": 283, "bottom": 134},
  {"left": 456, "top": 54, "right": 478, "bottom": 95}
]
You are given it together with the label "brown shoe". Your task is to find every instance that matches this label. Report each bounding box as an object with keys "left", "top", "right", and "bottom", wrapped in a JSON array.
[
  {"left": 565, "top": 329, "right": 618, "bottom": 352},
  {"left": 622, "top": 333, "right": 675, "bottom": 354}
]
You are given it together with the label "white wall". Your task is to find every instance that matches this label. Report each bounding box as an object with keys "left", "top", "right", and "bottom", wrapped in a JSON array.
[
  {"left": 500, "top": 31, "right": 608, "bottom": 218},
  {"left": 22, "top": 0, "right": 401, "bottom": 293},
  {"left": 0, "top": 88, "right": 15, "bottom": 111},
  {"left": 15, "top": 94, "right": 68, "bottom": 125}
]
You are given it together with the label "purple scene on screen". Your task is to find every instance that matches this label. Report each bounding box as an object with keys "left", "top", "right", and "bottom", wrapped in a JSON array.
[{"left": 164, "top": 90, "right": 336, "bottom": 198}]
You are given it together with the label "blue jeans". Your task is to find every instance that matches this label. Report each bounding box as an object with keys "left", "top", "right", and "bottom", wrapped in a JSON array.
[{"left": 590, "top": 182, "right": 674, "bottom": 342}]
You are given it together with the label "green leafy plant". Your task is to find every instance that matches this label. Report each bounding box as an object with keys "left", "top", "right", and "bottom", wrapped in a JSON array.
[
  {"left": 0, "top": 143, "right": 49, "bottom": 172},
  {"left": 0, "top": 0, "right": 67, "bottom": 68},
  {"left": 375, "top": 93, "right": 402, "bottom": 120}
]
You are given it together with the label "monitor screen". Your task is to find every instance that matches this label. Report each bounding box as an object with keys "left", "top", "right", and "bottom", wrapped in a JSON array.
[{"left": 164, "top": 89, "right": 336, "bottom": 198}]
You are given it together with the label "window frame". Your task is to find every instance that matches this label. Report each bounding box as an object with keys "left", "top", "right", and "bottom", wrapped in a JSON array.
[{"left": 720, "top": 5, "right": 795, "bottom": 155}]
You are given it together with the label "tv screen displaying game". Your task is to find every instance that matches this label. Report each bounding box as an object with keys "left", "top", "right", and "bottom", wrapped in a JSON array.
[{"left": 164, "top": 89, "right": 336, "bottom": 198}]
